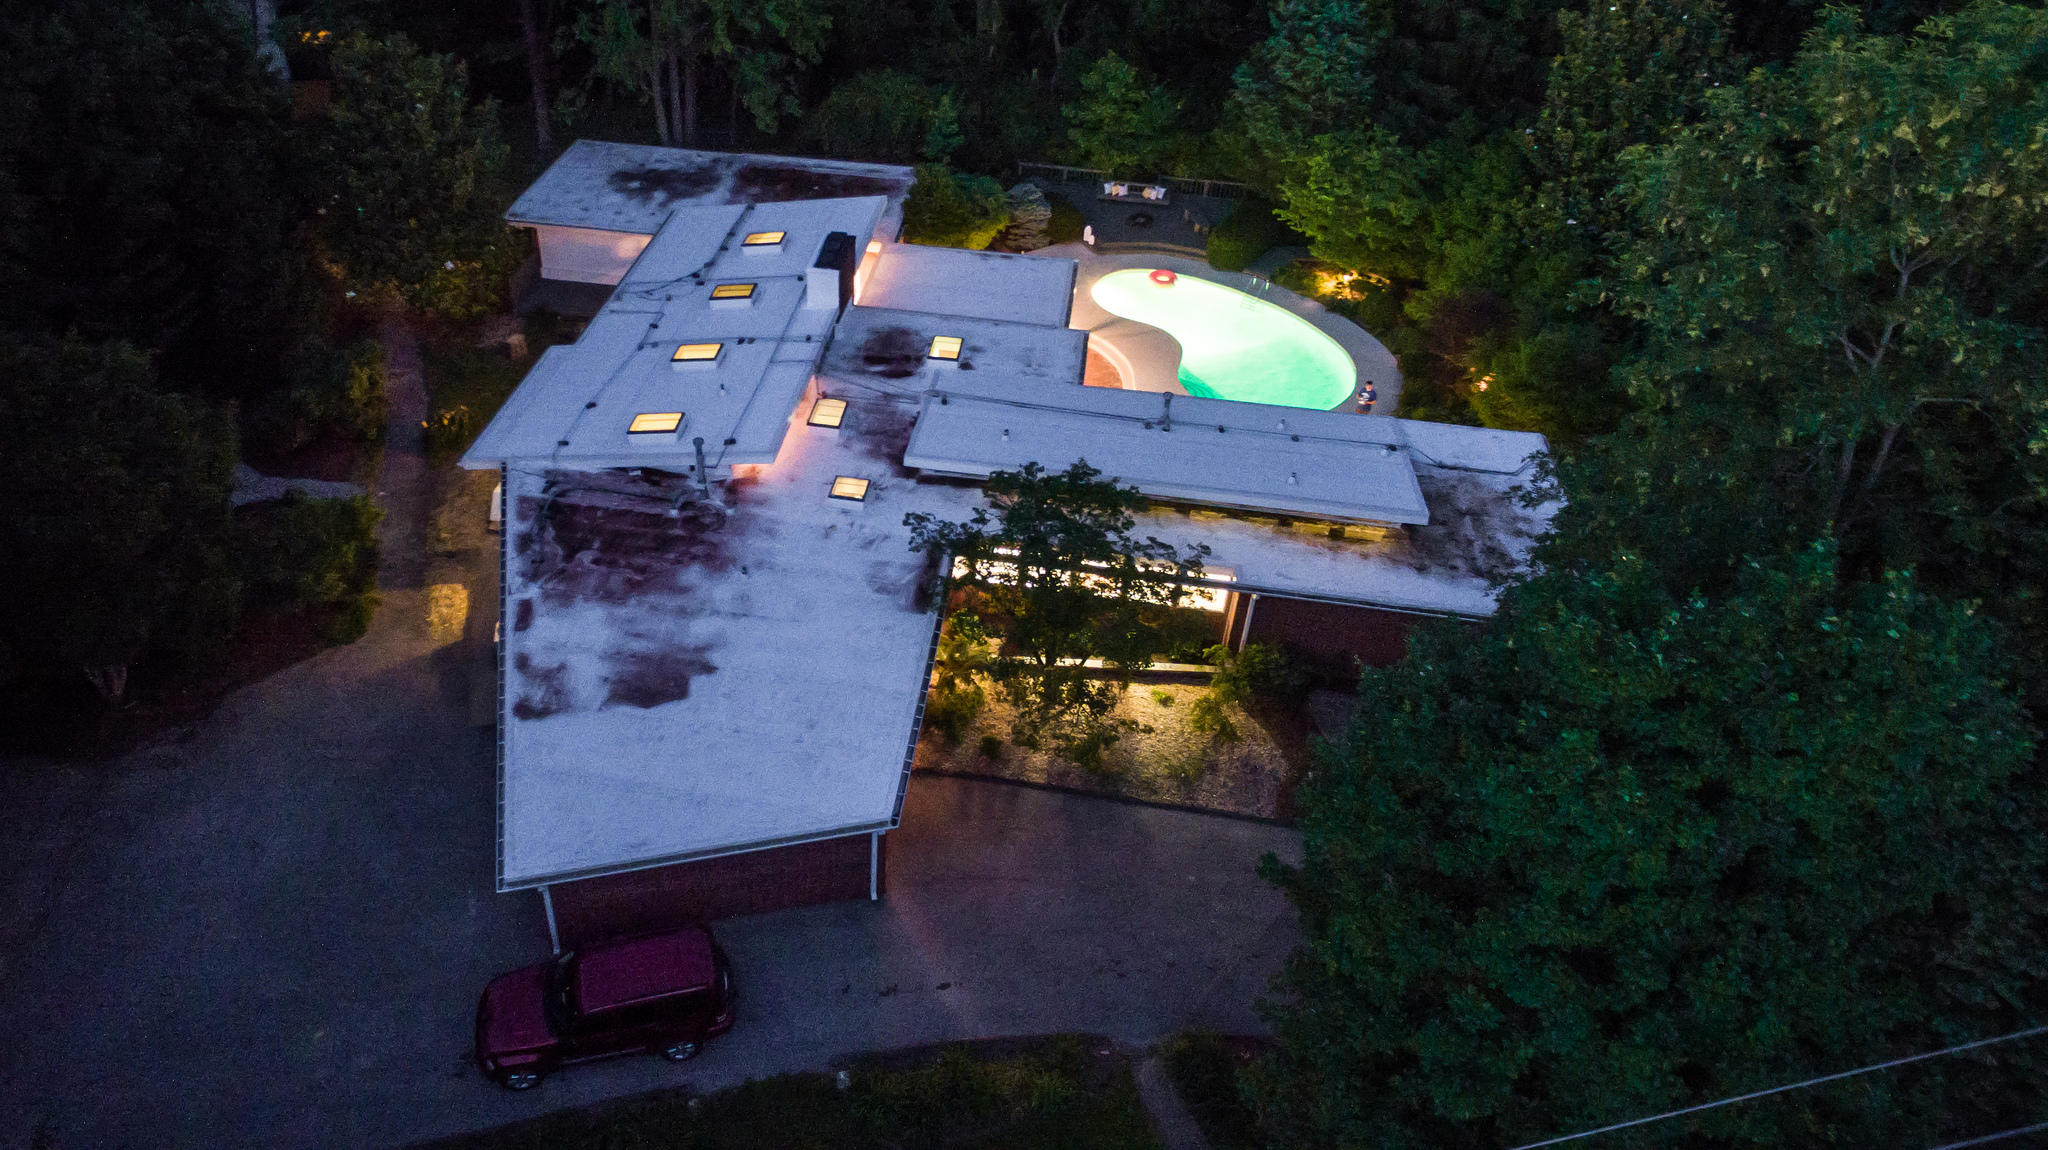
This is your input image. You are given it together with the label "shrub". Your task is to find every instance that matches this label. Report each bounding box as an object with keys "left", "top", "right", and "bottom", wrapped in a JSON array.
[
  {"left": 252, "top": 337, "right": 387, "bottom": 452},
  {"left": 237, "top": 491, "right": 383, "bottom": 642},
  {"left": 1203, "top": 642, "right": 1306, "bottom": 708},
  {"left": 977, "top": 734, "right": 1004, "bottom": 759},
  {"left": 1151, "top": 689, "right": 1177, "bottom": 706},
  {"left": 903, "top": 164, "right": 1011, "bottom": 250},
  {"left": 1207, "top": 198, "right": 1284, "bottom": 272},
  {"left": 1158, "top": 1033, "right": 1263, "bottom": 1150},
  {"left": 422, "top": 405, "right": 472, "bottom": 462},
  {"left": 1186, "top": 693, "right": 1239, "bottom": 743},
  {"left": 1046, "top": 189, "right": 1086, "bottom": 245}
]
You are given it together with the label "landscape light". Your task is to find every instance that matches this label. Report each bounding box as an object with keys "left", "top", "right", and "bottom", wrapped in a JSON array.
[
  {"left": 741, "top": 231, "right": 786, "bottom": 247},
  {"left": 808, "top": 397, "right": 848, "bottom": 428},
  {"left": 671, "top": 342, "right": 723, "bottom": 363},
  {"left": 928, "top": 336, "right": 962, "bottom": 360},
  {"left": 628, "top": 412, "right": 684, "bottom": 434},
  {"left": 829, "top": 476, "right": 870, "bottom": 501},
  {"left": 710, "top": 283, "right": 758, "bottom": 300}
]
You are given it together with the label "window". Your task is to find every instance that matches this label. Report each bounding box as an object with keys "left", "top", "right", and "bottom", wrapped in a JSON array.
[
  {"left": 709, "top": 282, "right": 757, "bottom": 300},
  {"left": 829, "top": 476, "right": 870, "bottom": 501},
  {"left": 741, "top": 231, "right": 786, "bottom": 247},
  {"left": 928, "top": 335, "right": 962, "bottom": 360},
  {"left": 671, "top": 342, "right": 722, "bottom": 363},
  {"left": 807, "top": 397, "right": 848, "bottom": 428},
  {"left": 628, "top": 412, "right": 683, "bottom": 434}
]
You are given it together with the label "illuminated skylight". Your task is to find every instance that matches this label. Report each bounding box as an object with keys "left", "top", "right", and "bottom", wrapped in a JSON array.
[
  {"left": 829, "top": 476, "right": 870, "bottom": 501},
  {"left": 808, "top": 397, "right": 848, "bottom": 428}
]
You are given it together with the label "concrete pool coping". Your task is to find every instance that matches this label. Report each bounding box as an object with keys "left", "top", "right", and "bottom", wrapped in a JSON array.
[{"left": 1048, "top": 243, "right": 1404, "bottom": 417}]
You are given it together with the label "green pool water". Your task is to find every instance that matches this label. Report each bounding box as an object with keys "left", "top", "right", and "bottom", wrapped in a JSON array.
[{"left": 1088, "top": 269, "right": 1357, "bottom": 409}]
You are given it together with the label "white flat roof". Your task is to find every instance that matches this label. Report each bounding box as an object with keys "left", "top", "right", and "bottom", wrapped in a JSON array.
[
  {"left": 463, "top": 196, "right": 887, "bottom": 473},
  {"left": 824, "top": 306, "right": 1089, "bottom": 392},
  {"left": 506, "top": 140, "right": 916, "bottom": 241},
  {"left": 496, "top": 402, "right": 944, "bottom": 887},
  {"left": 904, "top": 379, "right": 1442, "bottom": 525},
  {"left": 857, "top": 243, "right": 1078, "bottom": 327}
]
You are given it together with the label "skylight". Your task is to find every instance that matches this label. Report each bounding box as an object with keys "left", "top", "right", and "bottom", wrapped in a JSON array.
[
  {"left": 628, "top": 412, "right": 683, "bottom": 434},
  {"left": 671, "top": 342, "right": 723, "bottom": 363},
  {"left": 829, "top": 476, "right": 870, "bottom": 501},
  {"left": 808, "top": 397, "right": 848, "bottom": 428},
  {"left": 929, "top": 336, "right": 962, "bottom": 360},
  {"left": 741, "top": 231, "right": 786, "bottom": 247},
  {"left": 710, "top": 282, "right": 757, "bottom": 300}
]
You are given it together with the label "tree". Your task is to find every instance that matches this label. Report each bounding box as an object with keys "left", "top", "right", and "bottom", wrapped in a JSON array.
[
  {"left": 1251, "top": 543, "right": 2047, "bottom": 1148},
  {"left": 0, "top": 339, "right": 240, "bottom": 701},
  {"left": 571, "top": 0, "right": 828, "bottom": 145},
  {"left": 801, "top": 70, "right": 939, "bottom": 162},
  {"left": 901, "top": 164, "right": 1012, "bottom": 249},
  {"left": 316, "top": 33, "right": 519, "bottom": 318},
  {"left": 1064, "top": 51, "right": 1179, "bottom": 175},
  {"left": 1596, "top": 2, "right": 2048, "bottom": 613},
  {"left": 1532, "top": 0, "right": 1737, "bottom": 238},
  {"left": 905, "top": 462, "right": 1208, "bottom": 756},
  {"left": 1230, "top": 0, "right": 1382, "bottom": 184},
  {"left": 0, "top": 0, "right": 302, "bottom": 393}
]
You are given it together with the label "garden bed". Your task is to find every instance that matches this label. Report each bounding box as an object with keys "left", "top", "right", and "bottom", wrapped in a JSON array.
[{"left": 916, "top": 678, "right": 1309, "bottom": 821}]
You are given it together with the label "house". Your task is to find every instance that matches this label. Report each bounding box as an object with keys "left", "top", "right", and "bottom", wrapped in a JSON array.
[{"left": 466, "top": 146, "right": 1553, "bottom": 949}]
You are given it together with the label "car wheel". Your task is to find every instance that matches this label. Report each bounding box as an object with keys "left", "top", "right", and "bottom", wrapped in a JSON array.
[
  {"left": 500, "top": 1070, "right": 543, "bottom": 1091},
  {"left": 662, "top": 1040, "right": 700, "bottom": 1061}
]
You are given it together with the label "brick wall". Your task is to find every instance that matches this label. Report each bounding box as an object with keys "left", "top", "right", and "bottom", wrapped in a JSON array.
[
  {"left": 549, "top": 832, "right": 882, "bottom": 949},
  {"left": 1244, "top": 595, "right": 1427, "bottom": 667}
]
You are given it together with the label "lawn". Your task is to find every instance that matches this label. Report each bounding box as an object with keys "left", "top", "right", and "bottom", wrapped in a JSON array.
[
  {"left": 411, "top": 1036, "right": 1161, "bottom": 1150},
  {"left": 420, "top": 314, "right": 575, "bottom": 467}
]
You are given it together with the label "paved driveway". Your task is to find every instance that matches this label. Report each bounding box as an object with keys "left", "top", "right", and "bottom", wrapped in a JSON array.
[{"left": 0, "top": 322, "right": 1300, "bottom": 1149}]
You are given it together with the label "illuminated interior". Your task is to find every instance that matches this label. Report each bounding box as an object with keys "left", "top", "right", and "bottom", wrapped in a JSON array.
[
  {"left": 807, "top": 397, "right": 848, "bottom": 428},
  {"left": 628, "top": 412, "right": 684, "bottom": 434}
]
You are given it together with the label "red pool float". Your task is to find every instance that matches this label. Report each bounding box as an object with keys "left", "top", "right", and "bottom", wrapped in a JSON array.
[{"left": 1149, "top": 268, "right": 1177, "bottom": 286}]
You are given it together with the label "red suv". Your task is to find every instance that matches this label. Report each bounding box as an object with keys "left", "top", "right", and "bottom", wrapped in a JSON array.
[{"left": 475, "top": 924, "right": 736, "bottom": 1090}]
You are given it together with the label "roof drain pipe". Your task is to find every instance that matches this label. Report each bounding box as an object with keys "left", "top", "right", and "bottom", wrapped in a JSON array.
[
  {"left": 693, "top": 436, "right": 711, "bottom": 500},
  {"left": 1161, "top": 392, "right": 1173, "bottom": 433}
]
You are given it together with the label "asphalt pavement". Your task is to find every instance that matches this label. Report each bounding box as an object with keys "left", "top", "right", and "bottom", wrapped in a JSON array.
[{"left": 0, "top": 321, "right": 1301, "bottom": 1149}]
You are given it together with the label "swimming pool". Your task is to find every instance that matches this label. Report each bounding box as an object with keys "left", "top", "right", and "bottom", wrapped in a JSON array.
[{"left": 1088, "top": 269, "right": 1357, "bottom": 409}]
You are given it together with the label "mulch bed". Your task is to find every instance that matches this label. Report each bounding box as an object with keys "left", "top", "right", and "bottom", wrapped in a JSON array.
[{"left": 915, "top": 680, "right": 1320, "bottom": 821}]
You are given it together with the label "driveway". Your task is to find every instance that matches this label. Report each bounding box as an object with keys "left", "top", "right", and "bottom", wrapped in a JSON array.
[{"left": 0, "top": 321, "right": 1302, "bottom": 1150}]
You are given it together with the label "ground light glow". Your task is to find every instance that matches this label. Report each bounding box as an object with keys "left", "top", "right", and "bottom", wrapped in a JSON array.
[{"left": 1089, "top": 269, "right": 1357, "bottom": 409}]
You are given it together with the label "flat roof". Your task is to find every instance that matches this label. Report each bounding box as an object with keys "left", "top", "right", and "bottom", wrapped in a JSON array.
[
  {"left": 506, "top": 140, "right": 916, "bottom": 241},
  {"left": 463, "top": 196, "right": 887, "bottom": 474},
  {"left": 856, "top": 243, "right": 1078, "bottom": 328},
  {"left": 904, "top": 379, "right": 1438, "bottom": 525},
  {"left": 823, "top": 306, "right": 1089, "bottom": 393},
  {"left": 496, "top": 401, "right": 944, "bottom": 887}
]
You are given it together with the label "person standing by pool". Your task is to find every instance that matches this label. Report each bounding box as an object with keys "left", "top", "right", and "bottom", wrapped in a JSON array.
[{"left": 1355, "top": 381, "right": 1377, "bottom": 414}]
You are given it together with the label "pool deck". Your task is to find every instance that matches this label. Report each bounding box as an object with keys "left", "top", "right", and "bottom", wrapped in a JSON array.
[{"left": 1047, "top": 243, "right": 1405, "bottom": 417}]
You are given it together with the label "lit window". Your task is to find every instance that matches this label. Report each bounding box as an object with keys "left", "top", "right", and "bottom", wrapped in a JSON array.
[
  {"left": 929, "top": 336, "right": 962, "bottom": 360},
  {"left": 741, "top": 231, "right": 786, "bottom": 247},
  {"left": 671, "top": 342, "right": 723, "bottom": 363},
  {"left": 710, "top": 282, "right": 757, "bottom": 300},
  {"left": 628, "top": 412, "right": 683, "bottom": 434},
  {"left": 829, "top": 476, "right": 871, "bottom": 501},
  {"left": 808, "top": 397, "right": 848, "bottom": 428}
]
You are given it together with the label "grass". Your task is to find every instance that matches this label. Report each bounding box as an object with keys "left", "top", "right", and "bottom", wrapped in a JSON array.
[
  {"left": 410, "top": 1035, "right": 1161, "bottom": 1150},
  {"left": 1046, "top": 189, "right": 1086, "bottom": 245},
  {"left": 420, "top": 314, "right": 575, "bottom": 467},
  {"left": 1157, "top": 1033, "right": 1266, "bottom": 1150}
]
